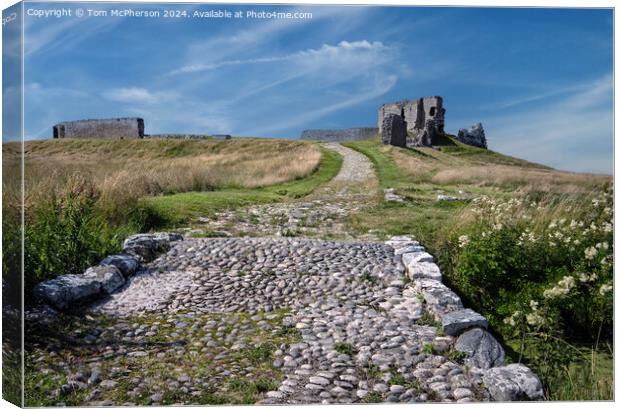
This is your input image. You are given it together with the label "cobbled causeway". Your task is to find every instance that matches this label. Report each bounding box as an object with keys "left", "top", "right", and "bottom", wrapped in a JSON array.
[{"left": 25, "top": 144, "right": 540, "bottom": 405}]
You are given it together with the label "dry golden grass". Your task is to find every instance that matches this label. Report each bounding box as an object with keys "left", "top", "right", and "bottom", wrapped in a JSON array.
[
  {"left": 431, "top": 165, "right": 610, "bottom": 194},
  {"left": 3, "top": 138, "right": 322, "bottom": 211},
  {"left": 388, "top": 146, "right": 610, "bottom": 195}
]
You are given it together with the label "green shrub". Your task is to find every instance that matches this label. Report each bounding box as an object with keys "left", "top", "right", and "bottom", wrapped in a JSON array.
[
  {"left": 15, "top": 176, "right": 130, "bottom": 301},
  {"left": 440, "top": 187, "right": 613, "bottom": 399}
]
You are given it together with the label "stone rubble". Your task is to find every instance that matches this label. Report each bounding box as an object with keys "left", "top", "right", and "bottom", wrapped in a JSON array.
[{"left": 33, "top": 233, "right": 183, "bottom": 310}]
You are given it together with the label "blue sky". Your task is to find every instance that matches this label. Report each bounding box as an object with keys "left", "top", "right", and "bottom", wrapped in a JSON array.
[{"left": 15, "top": 2, "right": 614, "bottom": 173}]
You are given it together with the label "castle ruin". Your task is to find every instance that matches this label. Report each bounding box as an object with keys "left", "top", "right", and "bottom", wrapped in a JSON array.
[
  {"left": 300, "top": 127, "right": 378, "bottom": 142},
  {"left": 53, "top": 118, "right": 145, "bottom": 139},
  {"left": 378, "top": 96, "right": 445, "bottom": 147}
]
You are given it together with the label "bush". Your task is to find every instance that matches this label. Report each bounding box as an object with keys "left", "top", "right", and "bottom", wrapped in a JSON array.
[
  {"left": 4, "top": 176, "right": 132, "bottom": 302},
  {"left": 439, "top": 186, "right": 613, "bottom": 399}
]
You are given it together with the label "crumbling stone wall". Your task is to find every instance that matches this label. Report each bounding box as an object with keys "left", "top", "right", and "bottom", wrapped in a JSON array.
[
  {"left": 381, "top": 114, "right": 406, "bottom": 147},
  {"left": 457, "top": 123, "right": 487, "bottom": 149},
  {"left": 53, "top": 118, "right": 144, "bottom": 139},
  {"left": 300, "top": 127, "right": 378, "bottom": 142},
  {"left": 378, "top": 96, "right": 446, "bottom": 147},
  {"left": 146, "top": 134, "right": 229, "bottom": 140}
]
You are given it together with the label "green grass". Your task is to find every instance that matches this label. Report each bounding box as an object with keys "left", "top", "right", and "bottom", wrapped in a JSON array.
[
  {"left": 342, "top": 138, "right": 410, "bottom": 190},
  {"left": 334, "top": 342, "right": 357, "bottom": 355},
  {"left": 344, "top": 137, "right": 613, "bottom": 401},
  {"left": 141, "top": 146, "right": 342, "bottom": 228},
  {"left": 505, "top": 339, "right": 614, "bottom": 401},
  {"left": 24, "top": 310, "right": 298, "bottom": 406},
  {"left": 343, "top": 139, "right": 468, "bottom": 245}
]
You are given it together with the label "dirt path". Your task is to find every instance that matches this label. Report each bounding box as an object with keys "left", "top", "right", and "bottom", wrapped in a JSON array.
[
  {"left": 188, "top": 143, "right": 379, "bottom": 240},
  {"left": 324, "top": 142, "right": 374, "bottom": 183}
]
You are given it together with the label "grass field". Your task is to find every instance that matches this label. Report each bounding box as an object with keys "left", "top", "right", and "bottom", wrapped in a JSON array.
[
  {"left": 342, "top": 137, "right": 609, "bottom": 244},
  {"left": 343, "top": 136, "right": 613, "bottom": 401},
  {"left": 142, "top": 146, "right": 342, "bottom": 227},
  {"left": 2, "top": 138, "right": 342, "bottom": 301}
]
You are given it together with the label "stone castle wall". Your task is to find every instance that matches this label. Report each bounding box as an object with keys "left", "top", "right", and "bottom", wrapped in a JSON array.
[
  {"left": 300, "top": 127, "right": 378, "bottom": 142},
  {"left": 378, "top": 96, "right": 445, "bottom": 147},
  {"left": 53, "top": 118, "right": 144, "bottom": 139}
]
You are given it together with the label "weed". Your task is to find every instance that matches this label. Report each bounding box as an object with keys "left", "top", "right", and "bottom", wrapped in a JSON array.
[
  {"left": 446, "top": 349, "right": 468, "bottom": 363},
  {"left": 360, "top": 272, "right": 377, "bottom": 284},
  {"left": 241, "top": 342, "right": 275, "bottom": 364},
  {"left": 361, "top": 391, "right": 383, "bottom": 403},
  {"left": 363, "top": 364, "right": 381, "bottom": 380},
  {"left": 388, "top": 372, "right": 406, "bottom": 386},
  {"left": 422, "top": 343, "right": 435, "bottom": 354},
  {"left": 335, "top": 342, "right": 357, "bottom": 355}
]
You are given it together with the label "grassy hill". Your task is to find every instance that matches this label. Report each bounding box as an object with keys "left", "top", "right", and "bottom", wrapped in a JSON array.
[
  {"left": 343, "top": 136, "right": 608, "bottom": 245},
  {"left": 343, "top": 136, "right": 612, "bottom": 401},
  {"left": 2, "top": 138, "right": 342, "bottom": 302}
]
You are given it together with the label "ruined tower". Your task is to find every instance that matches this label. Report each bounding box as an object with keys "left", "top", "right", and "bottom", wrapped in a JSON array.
[{"left": 378, "top": 96, "right": 445, "bottom": 148}]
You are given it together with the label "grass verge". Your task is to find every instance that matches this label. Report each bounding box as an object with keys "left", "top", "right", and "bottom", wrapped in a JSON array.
[{"left": 141, "top": 146, "right": 342, "bottom": 228}]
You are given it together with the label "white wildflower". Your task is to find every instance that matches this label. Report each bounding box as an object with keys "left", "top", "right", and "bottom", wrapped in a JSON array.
[
  {"left": 503, "top": 311, "right": 520, "bottom": 327},
  {"left": 558, "top": 275, "right": 575, "bottom": 289},
  {"left": 595, "top": 242, "right": 609, "bottom": 250},
  {"left": 585, "top": 247, "right": 598, "bottom": 260},
  {"left": 599, "top": 283, "right": 612, "bottom": 296},
  {"left": 543, "top": 275, "right": 575, "bottom": 299},
  {"left": 526, "top": 312, "right": 545, "bottom": 326},
  {"left": 458, "top": 235, "right": 470, "bottom": 248}
]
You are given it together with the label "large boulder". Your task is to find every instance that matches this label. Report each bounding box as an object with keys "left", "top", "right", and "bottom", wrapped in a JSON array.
[
  {"left": 483, "top": 364, "right": 544, "bottom": 401},
  {"left": 442, "top": 308, "right": 488, "bottom": 336},
  {"left": 33, "top": 275, "right": 102, "bottom": 310},
  {"left": 455, "top": 327, "right": 505, "bottom": 369},
  {"left": 83, "top": 265, "right": 125, "bottom": 294},
  {"left": 457, "top": 122, "right": 487, "bottom": 149},
  {"left": 100, "top": 254, "right": 140, "bottom": 277},
  {"left": 122, "top": 232, "right": 183, "bottom": 263}
]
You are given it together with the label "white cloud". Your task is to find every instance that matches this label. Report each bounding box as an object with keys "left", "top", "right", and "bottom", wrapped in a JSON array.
[
  {"left": 102, "top": 87, "right": 156, "bottom": 103},
  {"left": 101, "top": 87, "right": 177, "bottom": 104},
  {"left": 180, "top": 6, "right": 370, "bottom": 67},
  {"left": 169, "top": 40, "right": 394, "bottom": 75}
]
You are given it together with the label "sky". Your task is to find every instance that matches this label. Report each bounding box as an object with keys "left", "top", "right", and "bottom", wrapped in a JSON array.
[{"left": 7, "top": 2, "right": 615, "bottom": 174}]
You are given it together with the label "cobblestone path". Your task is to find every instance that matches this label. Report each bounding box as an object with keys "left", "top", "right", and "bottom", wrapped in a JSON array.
[{"left": 25, "top": 144, "right": 541, "bottom": 405}]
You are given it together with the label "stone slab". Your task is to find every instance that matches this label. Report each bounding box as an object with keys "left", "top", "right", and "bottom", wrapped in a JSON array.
[{"left": 442, "top": 308, "right": 488, "bottom": 336}]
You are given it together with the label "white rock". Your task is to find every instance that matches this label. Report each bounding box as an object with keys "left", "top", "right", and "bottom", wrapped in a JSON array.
[
  {"left": 407, "top": 262, "right": 442, "bottom": 281},
  {"left": 483, "top": 364, "right": 544, "bottom": 401}
]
